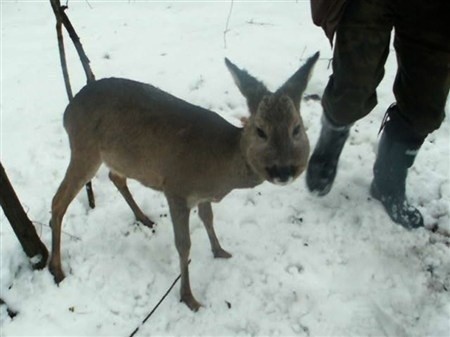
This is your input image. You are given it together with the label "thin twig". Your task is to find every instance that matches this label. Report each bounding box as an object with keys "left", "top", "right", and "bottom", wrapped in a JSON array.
[
  {"left": 58, "top": 6, "right": 96, "bottom": 83},
  {"left": 246, "top": 19, "right": 274, "bottom": 26},
  {"left": 300, "top": 46, "right": 307, "bottom": 61},
  {"left": 33, "top": 221, "right": 81, "bottom": 241},
  {"left": 223, "top": 0, "right": 234, "bottom": 49},
  {"left": 83, "top": 0, "right": 93, "bottom": 10},
  {"left": 50, "top": 0, "right": 73, "bottom": 100}
]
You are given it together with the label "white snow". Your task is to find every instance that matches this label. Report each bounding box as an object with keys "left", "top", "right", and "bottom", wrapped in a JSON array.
[{"left": 1, "top": 1, "right": 449, "bottom": 336}]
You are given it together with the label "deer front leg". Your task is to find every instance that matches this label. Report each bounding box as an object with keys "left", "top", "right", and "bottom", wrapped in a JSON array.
[
  {"left": 109, "top": 171, "right": 154, "bottom": 229},
  {"left": 50, "top": 155, "right": 101, "bottom": 283},
  {"left": 165, "top": 193, "right": 201, "bottom": 312},
  {"left": 198, "top": 202, "right": 232, "bottom": 258}
]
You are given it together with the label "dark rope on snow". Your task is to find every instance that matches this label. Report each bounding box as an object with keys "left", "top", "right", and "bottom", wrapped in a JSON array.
[{"left": 128, "top": 260, "right": 191, "bottom": 337}]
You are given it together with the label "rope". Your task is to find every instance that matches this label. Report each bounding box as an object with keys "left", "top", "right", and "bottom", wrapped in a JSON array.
[{"left": 128, "top": 260, "right": 191, "bottom": 337}]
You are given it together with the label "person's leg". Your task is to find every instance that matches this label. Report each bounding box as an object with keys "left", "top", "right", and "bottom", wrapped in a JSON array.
[
  {"left": 307, "top": 0, "right": 393, "bottom": 195},
  {"left": 371, "top": 105, "right": 425, "bottom": 229},
  {"left": 393, "top": 0, "right": 449, "bottom": 137},
  {"left": 371, "top": 0, "right": 450, "bottom": 228}
]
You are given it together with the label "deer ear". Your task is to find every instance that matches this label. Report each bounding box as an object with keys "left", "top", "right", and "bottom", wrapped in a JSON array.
[
  {"left": 277, "top": 51, "right": 319, "bottom": 110},
  {"left": 225, "top": 58, "right": 269, "bottom": 115}
]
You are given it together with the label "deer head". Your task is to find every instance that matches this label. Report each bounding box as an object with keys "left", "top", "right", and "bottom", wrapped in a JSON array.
[{"left": 225, "top": 52, "right": 319, "bottom": 185}]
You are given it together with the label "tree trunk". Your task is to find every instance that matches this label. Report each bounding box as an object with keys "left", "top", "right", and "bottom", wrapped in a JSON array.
[{"left": 0, "top": 162, "right": 48, "bottom": 269}]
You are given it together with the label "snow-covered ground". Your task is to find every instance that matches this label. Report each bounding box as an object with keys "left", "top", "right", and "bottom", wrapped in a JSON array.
[{"left": 1, "top": 1, "right": 449, "bottom": 336}]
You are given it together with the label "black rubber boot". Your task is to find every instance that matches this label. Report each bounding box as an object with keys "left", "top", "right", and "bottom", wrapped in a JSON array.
[
  {"left": 306, "top": 114, "right": 351, "bottom": 196},
  {"left": 370, "top": 106, "right": 425, "bottom": 229}
]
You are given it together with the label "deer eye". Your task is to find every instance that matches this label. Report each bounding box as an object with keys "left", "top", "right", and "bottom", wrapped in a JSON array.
[
  {"left": 256, "top": 127, "right": 268, "bottom": 140},
  {"left": 293, "top": 125, "right": 301, "bottom": 137}
]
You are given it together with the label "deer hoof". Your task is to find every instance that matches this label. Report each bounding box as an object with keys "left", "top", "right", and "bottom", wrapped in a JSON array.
[
  {"left": 181, "top": 294, "right": 202, "bottom": 312},
  {"left": 49, "top": 265, "right": 65, "bottom": 284},
  {"left": 213, "top": 248, "right": 232, "bottom": 259},
  {"left": 137, "top": 216, "right": 155, "bottom": 229}
]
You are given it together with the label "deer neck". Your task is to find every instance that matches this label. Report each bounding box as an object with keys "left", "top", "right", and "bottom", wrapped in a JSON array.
[{"left": 231, "top": 132, "right": 263, "bottom": 189}]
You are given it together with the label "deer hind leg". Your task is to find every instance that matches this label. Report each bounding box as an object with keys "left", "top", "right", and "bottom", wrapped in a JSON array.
[
  {"left": 166, "top": 193, "right": 201, "bottom": 312},
  {"left": 198, "top": 202, "right": 232, "bottom": 259},
  {"left": 49, "top": 152, "right": 101, "bottom": 283},
  {"left": 108, "top": 171, "right": 154, "bottom": 229}
]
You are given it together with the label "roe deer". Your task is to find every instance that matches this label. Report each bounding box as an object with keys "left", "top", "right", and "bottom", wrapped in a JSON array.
[{"left": 49, "top": 52, "right": 319, "bottom": 311}]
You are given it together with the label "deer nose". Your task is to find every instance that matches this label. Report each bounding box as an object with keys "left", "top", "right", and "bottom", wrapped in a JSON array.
[{"left": 266, "top": 165, "right": 296, "bottom": 185}]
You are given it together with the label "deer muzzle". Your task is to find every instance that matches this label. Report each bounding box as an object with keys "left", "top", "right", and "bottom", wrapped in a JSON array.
[{"left": 266, "top": 165, "right": 298, "bottom": 186}]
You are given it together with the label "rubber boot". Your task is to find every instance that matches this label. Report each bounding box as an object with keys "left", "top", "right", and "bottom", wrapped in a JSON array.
[
  {"left": 370, "top": 106, "right": 425, "bottom": 229},
  {"left": 306, "top": 114, "right": 351, "bottom": 196}
]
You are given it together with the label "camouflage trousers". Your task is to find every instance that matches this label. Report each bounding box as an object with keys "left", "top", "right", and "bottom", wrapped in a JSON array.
[{"left": 322, "top": 0, "right": 450, "bottom": 138}]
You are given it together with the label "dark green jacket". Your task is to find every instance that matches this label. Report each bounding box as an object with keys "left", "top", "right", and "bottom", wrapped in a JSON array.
[{"left": 310, "top": 0, "right": 348, "bottom": 45}]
